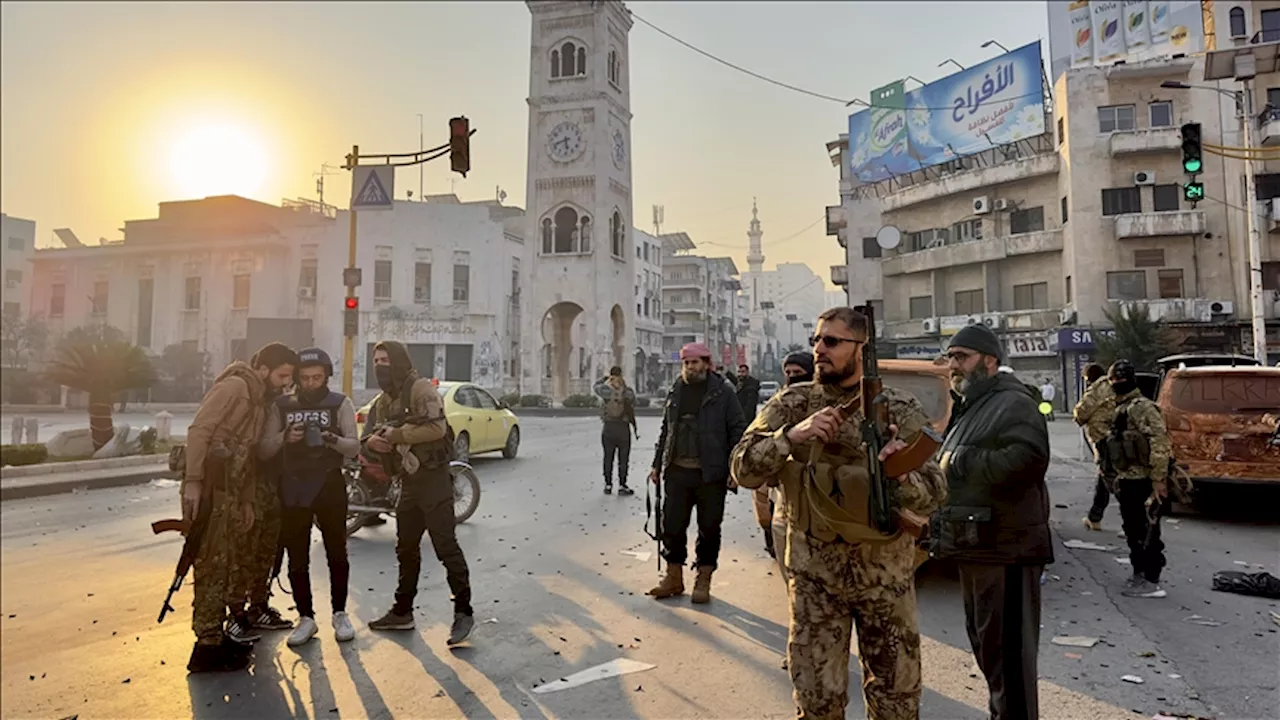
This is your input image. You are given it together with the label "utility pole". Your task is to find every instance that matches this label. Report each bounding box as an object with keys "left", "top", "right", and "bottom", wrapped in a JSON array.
[
  {"left": 1240, "top": 80, "right": 1268, "bottom": 364},
  {"left": 315, "top": 163, "right": 342, "bottom": 214},
  {"left": 417, "top": 113, "right": 424, "bottom": 202}
]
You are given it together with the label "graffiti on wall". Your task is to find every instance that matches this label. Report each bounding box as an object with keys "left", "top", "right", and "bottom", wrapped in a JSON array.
[{"left": 473, "top": 338, "right": 501, "bottom": 385}]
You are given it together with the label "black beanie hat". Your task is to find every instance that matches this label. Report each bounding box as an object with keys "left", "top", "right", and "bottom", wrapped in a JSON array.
[{"left": 948, "top": 324, "right": 1004, "bottom": 361}]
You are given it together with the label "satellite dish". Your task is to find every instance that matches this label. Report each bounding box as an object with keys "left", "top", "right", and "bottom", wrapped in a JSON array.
[{"left": 875, "top": 225, "right": 902, "bottom": 250}]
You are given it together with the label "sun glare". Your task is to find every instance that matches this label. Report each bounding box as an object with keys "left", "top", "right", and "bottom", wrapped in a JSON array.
[{"left": 168, "top": 123, "right": 269, "bottom": 200}]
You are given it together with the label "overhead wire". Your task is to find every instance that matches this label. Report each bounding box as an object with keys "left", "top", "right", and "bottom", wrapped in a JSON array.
[{"left": 698, "top": 215, "right": 826, "bottom": 250}]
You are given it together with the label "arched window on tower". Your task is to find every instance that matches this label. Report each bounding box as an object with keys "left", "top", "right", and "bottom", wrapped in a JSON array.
[
  {"left": 553, "top": 206, "right": 580, "bottom": 254},
  {"left": 608, "top": 49, "right": 620, "bottom": 85},
  {"left": 576, "top": 46, "right": 587, "bottom": 75},
  {"left": 610, "top": 210, "right": 625, "bottom": 257},
  {"left": 560, "top": 42, "right": 576, "bottom": 77},
  {"left": 541, "top": 218, "right": 553, "bottom": 254},
  {"left": 550, "top": 49, "right": 561, "bottom": 78},
  {"left": 1229, "top": 6, "right": 1247, "bottom": 38}
]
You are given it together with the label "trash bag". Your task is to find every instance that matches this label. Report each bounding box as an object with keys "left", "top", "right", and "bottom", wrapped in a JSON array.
[{"left": 1211, "top": 571, "right": 1280, "bottom": 599}]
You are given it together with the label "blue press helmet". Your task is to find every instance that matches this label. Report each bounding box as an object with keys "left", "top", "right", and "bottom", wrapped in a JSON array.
[{"left": 297, "top": 347, "right": 334, "bottom": 378}]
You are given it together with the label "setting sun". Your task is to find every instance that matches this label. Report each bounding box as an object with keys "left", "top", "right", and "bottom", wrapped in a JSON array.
[{"left": 168, "top": 123, "right": 269, "bottom": 200}]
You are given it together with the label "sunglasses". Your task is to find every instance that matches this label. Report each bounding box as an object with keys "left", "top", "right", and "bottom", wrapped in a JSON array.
[{"left": 809, "top": 334, "right": 862, "bottom": 349}]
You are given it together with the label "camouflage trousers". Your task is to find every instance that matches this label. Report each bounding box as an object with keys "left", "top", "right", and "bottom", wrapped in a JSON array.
[
  {"left": 234, "top": 473, "right": 281, "bottom": 609},
  {"left": 786, "top": 529, "right": 922, "bottom": 720},
  {"left": 191, "top": 489, "right": 243, "bottom": 645}
]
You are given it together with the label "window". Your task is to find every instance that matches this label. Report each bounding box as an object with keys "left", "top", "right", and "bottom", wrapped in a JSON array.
[
  {"left": 1106, "top": 270, "right": 1147, "bottom": 300},
  {"left": 4, "top": 269, "right": 20, "bottom": 287},
  {"left": 954, "top": 289, "right": 985, "bottom": 315},
  {"left": 1230, "top": 6, "right": 1247, "bottom": 37},
  {"left": 1066, "top": 275, "right": 1073, "bottom": 304},
  {"left": 1097, "top": 104, "right": 1136, "bottom": 133},
  {"left": 1009, "top": 206, "right": 1045, "bottom": 234},
  {"left": 1152, "top": 184, "right": 1180, "bottom": 211},
  {"left": 553, "top": 41, "right": 587, "bottom": 78},
  {"left": 951, "top": 218, "right": 983, "bottom": 243},
  {"left": 1267, "top": 87, "right": 1280, "bottom": 112},
  {"left": 137, "top": 278, "right": 154, "bottom": 348},
  {"left": 1149, "top": 101, "right": 1173, "bottom": 128},
  {"left": 909, "top": 296, "right": 933, "bottom": 319},
  {"left": 91, "top": 280, "right": 109, "bottom": 315},
  {"left": 1056, "top": 116, "right": 1064, "bottom": 145},
  {"left": 1013, "top": 282, "right": 1049, "bottom": 310},
  {"left": 862, "top": 236, "right": 882, "bottom": 258},
  {"left": 610, "top": 210, "right": 625, "bottom": 257},
  {"left": 414, "top": 262, "right": 432, "bottom": 303},
  {"left": 232, "top": 274, "right": 250, "bottom": 309},
  {"left": 1061, "top": 196, "right": 1068, "bottom": 223},
  {"left": 6, "top": 236, "right": 22, "bottom": 251},
  {"left": 185, "top": 276, "right": 201, "bottom": 311},
  {"left": 374, "top": 260, "right": 392, "bottom": 300},
  {"left": 1263, "top": 8, "right": 1280, "bottom": 42},
  {"left": 907, "top": 227, "right": 948, "bottom": 252},
  {"left": 1261, "top": 261, "right": 1280, "bottom": 290},
  {"left": 1157, "top": 269, "right": 1184, "bottom": 298},
  {"left": 299, "top": 259, "right": 317, "bottom": 294},
  {"left": 546, "top": 206, "right": 590, "bottom": 254},
  {"left": 1134, "top": 248, "right": 1166, "bottom": 267},
  {"left": 607, "top": 49, "right": 621, "bottom": 86},
  {"left": 1101, "top": 187, "right": 1142, "bottom": 215},
  {"left": 474, "top": 388, "right": 499, "bottom": 410},
  {"left": 3, "top": 301, "right": 18, "bottom": 318},
  {"left": 453, "top": 264, "right": 470, "bottom": 303},
  {"left": 50, "top": 283, "right": 64, "bottom": 317}
]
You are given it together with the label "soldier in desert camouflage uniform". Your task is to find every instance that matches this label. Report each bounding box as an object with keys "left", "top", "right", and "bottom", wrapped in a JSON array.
[
  {"left": 1072, "top": 362, "right": 1116, "bottom": 530},
  {"left": 731, "top": 307, "right": 946, "bottom": 720}
]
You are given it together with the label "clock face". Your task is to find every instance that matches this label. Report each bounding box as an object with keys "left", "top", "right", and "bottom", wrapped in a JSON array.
[
  {"left": 612, "top": 129, "right": 627, "bottom": 169},
  {"left": 547, "top": 121, "right": 584, "bottom": 163}
]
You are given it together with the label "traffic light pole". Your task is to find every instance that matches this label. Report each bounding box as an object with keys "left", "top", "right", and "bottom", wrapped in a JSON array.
[
  {"left": 343, "top": 144, "right": 359, "bottom": 397},
  {"left": 1239, "top": 80, "right": 1269, "bottom": 364}
]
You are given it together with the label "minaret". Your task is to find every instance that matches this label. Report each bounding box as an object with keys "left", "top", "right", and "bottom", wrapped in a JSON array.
[{"left": 746, "top": 198, "right": 764, "bottom": 273}]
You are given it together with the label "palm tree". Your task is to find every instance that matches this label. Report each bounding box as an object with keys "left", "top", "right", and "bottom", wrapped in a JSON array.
[
  {"left": 1094, "top": 303, "right": 1178, "bottom": 372},
  {"left": 43, "top": 324, "right": 158, "bottom": 450}
]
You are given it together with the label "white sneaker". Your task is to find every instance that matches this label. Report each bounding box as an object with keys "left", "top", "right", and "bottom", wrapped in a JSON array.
[
  {"left": 287, "top": 616, "right": 319, "bottom": 646},
  {"left": 333, "top": 612, "right": 355, "bottom": 642}
]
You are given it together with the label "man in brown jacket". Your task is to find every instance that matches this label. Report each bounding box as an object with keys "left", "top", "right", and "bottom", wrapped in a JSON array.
[
  {"left": 363, "top": 341, "right": 475, "bottom": 645},
  {"left": 181, "top": 342, "right": 298, "bottom": 673}
]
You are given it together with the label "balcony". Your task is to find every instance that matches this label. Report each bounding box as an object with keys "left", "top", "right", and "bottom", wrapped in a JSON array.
[
  {"left": 666, "top": 299, "right": 705, "bottom": 312},
  {"left": 881, "top": 150, "right": 1058, "bottom": 212},
  {"left": 1264, "top": 109, "right": 1280, "bottom": 148},
  {"left": 1109, "top": 127, "right": 1181, "bottom": 156},
  {"left": 998, "top": 309, "right": 1062, "bottom": 331},
  {"left": 663, "top": 274, "right": 703, "bottom": 290},
  {"left": 882, "top": 228, "right": 1064, "bottom": 276},
  {"left": 830, "top": 264, "right": 848, "bottom": 286},
  {"left": 826, "top": 205, "right": 846, "bottom": 236},
  {"left": 1113, "top": 210, "right": 1206, "bottom": 239},
  {"left": 1118, "top": 298, "right": 1236, "bottom": 323},
  {"left": 884, "top": 318, "right": 935, "bottom": 341}
]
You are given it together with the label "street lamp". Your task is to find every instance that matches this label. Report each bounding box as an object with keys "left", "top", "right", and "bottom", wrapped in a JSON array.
[
  {"left": 938, "top": 58, "right": 966, "bottom": 72},
  {"left": 785, "top": 313, "right": 799, "bottom": 347},
  {"left": 981, "top": 39, "right": 1011, "bottom": 53}
]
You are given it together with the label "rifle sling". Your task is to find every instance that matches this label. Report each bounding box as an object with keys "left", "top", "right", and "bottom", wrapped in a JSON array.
[{"left": 800, "top": 460, "right": 898, "bottom": 545}]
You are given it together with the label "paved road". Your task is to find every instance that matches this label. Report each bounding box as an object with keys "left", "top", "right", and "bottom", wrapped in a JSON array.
[{"left": 2, "top": 417, "right": 1276, "bottom": 719}]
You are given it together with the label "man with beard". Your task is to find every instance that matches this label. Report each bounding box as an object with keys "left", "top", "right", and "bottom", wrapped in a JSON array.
[
  {"left": 932, "top": 324, "right": 1051, "bottom": 720},
  {"left": 735, "top": 363, "right": 762, "bottom": 427},
  {"left": 258, "top": 348, "right": 360, "bottom": 645},
  {"left": 732, "top": 308, "right": 946, "bottom": 719},
  {"left": 594, "top": 365, "right": 638, "bottom": 495},
  {"left": 647, "top": 343, "right": 747, "bottom": 604},
  {"left": 1073, "top": 363, "right": 1115, "bottom": 531},
  {"left": 181, "top": 342, "right": 298, "bottom": 672},
  {"left": 751, "top": 351, "right": 816, "bottom": 564},
  {"left": 781, "top": 351, "right": 814, "bottom": 385},
  {"left": 364, "top": 341, "right": 475, "bottom": 645}
]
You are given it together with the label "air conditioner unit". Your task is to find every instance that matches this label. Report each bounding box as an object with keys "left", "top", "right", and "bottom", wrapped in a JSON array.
[
  {"left": 1271, "top": 200, "right": 1280, "bottom": 223},
  {"left": 993, "top": 199, "right": 1011, "bottom": 212},
  {"left": 297, "top": 286, "right": 315, "bottom": 299},
  {"left": 965, "top": 314, "right": 983, "bottom": 326},
  {"left": 973, "top": 196, "right": 992, "bottom": 215},
  {"left": 981, "top": 313, "right": 1000, "bottom": 329},
  {"left": 1060, "top": 309, "right": 1078, "bottom": 326},
  {"left": 1134, "top": 170, "right": 1156, "bottom": 186},
  {"left": 921, "top": 317, "right": 939, "bottom": 334},
  {"left": 1207, "top": 300, "right": 1235, "bottom": 316}
]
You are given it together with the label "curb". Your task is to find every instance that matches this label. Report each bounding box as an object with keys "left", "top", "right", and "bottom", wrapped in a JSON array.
[
  {"left": 1, "top": 454, "right": 170, "bottom": 479},
  {"left": 1, "top": 466, "right": 177, "bottom": 502}
]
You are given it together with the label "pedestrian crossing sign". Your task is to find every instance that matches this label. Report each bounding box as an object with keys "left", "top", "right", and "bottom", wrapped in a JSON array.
[{"left": 350, "top": 165, "right": 395, "bottom": 211}]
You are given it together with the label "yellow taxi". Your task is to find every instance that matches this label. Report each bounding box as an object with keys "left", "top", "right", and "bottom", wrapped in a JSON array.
[{"left": 356, "top": 380, "right": 521, "bottom": 462}]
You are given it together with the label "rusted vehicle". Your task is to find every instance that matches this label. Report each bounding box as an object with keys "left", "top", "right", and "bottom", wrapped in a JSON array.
[{"left": 1158, "top": 366, "right": 1280, "bottom": 486}]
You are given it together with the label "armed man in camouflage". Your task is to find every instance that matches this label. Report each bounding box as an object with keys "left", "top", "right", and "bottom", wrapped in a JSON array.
[
  {"left": 1102, "top": 360, "right": 1173, "bottom": 599},
  {"left": 731, "top": 307, "right": 946, "bottom": 720},
  {"left": 594, "top": 365, "right": 638, "bottom": 495},
  {"left": 1072, "top": 362, "right": 1115, "bottom": 531}
]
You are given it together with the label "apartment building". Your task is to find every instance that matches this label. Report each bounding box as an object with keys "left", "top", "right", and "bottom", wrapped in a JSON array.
[
  {"left": 633, "top": 227, "right": 665, "bottom": 393},
  {"left": 659, "top": 233, "right": 744, "bottom": 380},
  {"left": 1, "top": 213, "right": 35, "bottom": 321}
]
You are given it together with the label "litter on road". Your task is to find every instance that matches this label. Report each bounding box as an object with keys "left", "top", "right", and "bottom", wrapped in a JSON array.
[
  {"left": 531, "top": 658, "right": 657, "bottom": 694},
  {"left": 1064, "top": 539, "right": 1117, "bottom": 551},
  {"left": 1212, "top": 570, "right": 1280, "bottom": 599},
  {"left": 1121, "top": 674, "right": 1145, "bottom": 684},
  {"left": 148, "top": 479, "right": 179, "bottom": 489},
  {"left": 1116, "top": 557, "right": 1132, "bottom": 565},
  {"left": 1182, "top": 614, "right": 1225, "bottom": 627},
  {"left": 619, "top": 550, "right": 653, "bottom": 562},
  {"left": 1051, "top": 636, "right": 1100, "bottom": 648}
]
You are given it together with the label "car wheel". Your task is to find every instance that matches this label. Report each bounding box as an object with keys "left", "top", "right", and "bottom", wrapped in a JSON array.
[
  {"left": 454, "top": 431, "right": 471, "bottom": 463},
  {"left": 502, "top": 426, "right": 520, "bottom": 459}
]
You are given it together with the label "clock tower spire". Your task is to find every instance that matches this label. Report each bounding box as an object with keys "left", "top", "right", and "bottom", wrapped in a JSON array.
[{"left": 746, "top": 198, "right": 764, "bottom": 274}]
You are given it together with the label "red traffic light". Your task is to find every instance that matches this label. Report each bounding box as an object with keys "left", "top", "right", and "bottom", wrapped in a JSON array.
[
  {"left": 345, "top": 297, "right": 358, "bottom": 310},
  {"left": 449, "top": 116, "right": 470, "bottom": 177}
]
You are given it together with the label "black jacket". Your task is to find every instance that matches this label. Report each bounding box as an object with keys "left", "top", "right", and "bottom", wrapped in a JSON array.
[
  {"left": 931, "top": 371, "right": 1053, "bottom": 565},
  {"left": 735, "top": 374, "right": 761, "bottom": 421},
  {"left": 652, "top": 372, "right": 747, "bottom": 486}
]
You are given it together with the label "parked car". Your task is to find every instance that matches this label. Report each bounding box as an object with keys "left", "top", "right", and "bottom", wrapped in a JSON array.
[
  {"left": 758, "top": 380, "right": 780, "bottom": 401},
  {"left": 356, "top": 380, "right": 521, "bottom": 462},
  {"left": 1157, "top": 366, "right": 1280, "bottom": 488}
]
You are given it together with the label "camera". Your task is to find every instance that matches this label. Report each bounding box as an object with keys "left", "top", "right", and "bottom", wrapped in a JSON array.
[{"left": 303, "top": 420, "right": 325, "bottom": 449}]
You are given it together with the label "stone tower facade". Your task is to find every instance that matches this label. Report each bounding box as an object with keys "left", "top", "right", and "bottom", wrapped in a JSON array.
[
  {"left": 523, "top": 0, "right": 636, "bottom": 400},
  {"left": 746, "top": 198, "right": 764, "bottom": 274}
]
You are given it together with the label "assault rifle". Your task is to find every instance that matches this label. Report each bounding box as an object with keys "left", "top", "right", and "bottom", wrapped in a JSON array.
[
  {"left": 152, "top": 485, "right": 212, "bottom": 623},
  {"left": 857, "top": 303, "right": 944, "bottom": 537}
]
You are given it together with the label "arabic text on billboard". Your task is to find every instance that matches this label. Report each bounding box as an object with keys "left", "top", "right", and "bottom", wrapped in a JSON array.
[{"left": 847, "top": 41, "right": 1046, "bottom": 184}]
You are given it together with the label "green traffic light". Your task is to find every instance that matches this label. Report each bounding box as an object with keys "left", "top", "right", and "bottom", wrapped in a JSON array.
[{"left": 1183, "top": 158, "right": 1202, "bottom": 173}]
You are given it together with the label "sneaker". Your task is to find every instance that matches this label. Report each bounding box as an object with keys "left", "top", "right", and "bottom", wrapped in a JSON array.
[
  {"left": 226, "top": 618, "right": 262, "bottom": 644},
  {"left": 604, "top": 483, "right": 613, "bottom": 495},
  {"left": 1082, "top": 517, "right": 1102, "bottom": 531},
  {"left": 1121, "top": 578, "right": 1167, "bottom": 598},
  {"left": 287, "top": 616, "right": 318, "bottom": 647},
  {"left": 368, "top": 608, "right": 415, "bottom": 631},
  {"left": 617, "top": 484, "right": 635, "bottom": 496},
  {"left": 249, "top": 605, "right": 293, "bottom": 630},
  {"left": 447, "top": 612, "right": 475, "bottom": 645},
  {"left": 333, "top": 611, "right": 356, "bottom": 642}
]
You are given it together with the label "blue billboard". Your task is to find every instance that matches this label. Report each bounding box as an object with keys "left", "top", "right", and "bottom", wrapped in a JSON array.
[{"left": 848, "top": 41, "right": 1047, "bottom": 183}]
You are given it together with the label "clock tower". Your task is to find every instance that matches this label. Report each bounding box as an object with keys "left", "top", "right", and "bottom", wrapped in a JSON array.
[{"left": 523, "top": 0, "right": 635, "bottom": 400}]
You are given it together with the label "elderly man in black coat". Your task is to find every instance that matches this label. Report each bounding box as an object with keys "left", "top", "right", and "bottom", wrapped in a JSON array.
[{"left": 931, "top": 324, "right": 1052, "bottom": 720}]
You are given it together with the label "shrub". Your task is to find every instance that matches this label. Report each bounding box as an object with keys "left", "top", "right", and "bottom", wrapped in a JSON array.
[
  {"left": 519, "top": 394, "right": 550, "bottom": 408},
  {"left": 499, "top": 392, "right": 521, "bottom": 408},
  {"left": 138, "top": 427, "right": 158, "bottom": 455},
  {"left": 563, "top": 394, "right": 600, "bottom": 408},
  {"left": 1, "top": 444, "right": 49, "bottom": 467}
]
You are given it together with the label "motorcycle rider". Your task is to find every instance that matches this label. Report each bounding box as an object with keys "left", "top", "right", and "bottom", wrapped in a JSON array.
[{"left": 258, "top": 348, "right": 360, "bottom": 645}]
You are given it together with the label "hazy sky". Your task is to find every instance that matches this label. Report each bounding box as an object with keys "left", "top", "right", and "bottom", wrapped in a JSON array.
[{"left": 0, "top": 1, "right": 1048, "bottom": 279}]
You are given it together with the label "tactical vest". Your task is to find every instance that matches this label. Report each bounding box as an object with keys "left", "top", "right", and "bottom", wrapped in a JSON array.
[
  {"left": 385, "top": 377, "right": 455, "bottom": 472},
  {"left": 277, "top": 391, "right": 347, "bottom": 479},
  {"left": 779, "top": 383, "right": 917, "bottom": 546},
  {"left": 601, "top": 387, "right": 629, "bottom": 422},
  {"left": 1103, "top": 402, "right": 1151, "bottom": 474}
]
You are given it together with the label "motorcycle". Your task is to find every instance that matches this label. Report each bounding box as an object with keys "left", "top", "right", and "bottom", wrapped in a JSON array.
[{"left": 344, "top": 455, "right": 481, "bottom": 537}]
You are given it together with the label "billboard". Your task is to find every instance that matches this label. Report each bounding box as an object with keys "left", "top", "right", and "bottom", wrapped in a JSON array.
[
  {"left": 847, "top": 41, "right": 1046, "bottom": 184},
  {"left": 1048, "top": 1, "right": 1205, "bottom": 80}
]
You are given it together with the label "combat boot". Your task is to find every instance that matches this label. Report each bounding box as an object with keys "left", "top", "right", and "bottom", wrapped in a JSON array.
[
  {"left": 691, "top": 566, "right": 714, "bottom": 604},
  {"left": 187, "top": 640, "right": 250, "bottom": 673},
  {"left": 646, "top": 562, "right": 684, "bottom": 598}
]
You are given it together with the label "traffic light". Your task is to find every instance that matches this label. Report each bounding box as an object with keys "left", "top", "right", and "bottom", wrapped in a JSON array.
[
  {"left": 344, "top": 296, "right": 358, "bottom": 337},
  {"left": 1180, "top": 123, "right": 1202, "bottom": 174},
  {"left": 449, "top": 116, "right": 470, "bottom": 177},
  {"left": 1183, "top": 181, "right": 1205, "bottom": 202}
]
